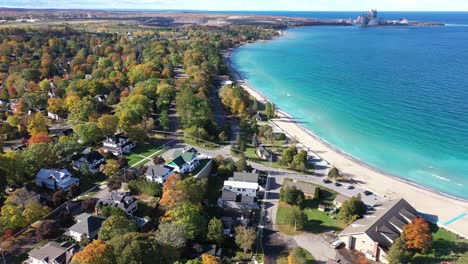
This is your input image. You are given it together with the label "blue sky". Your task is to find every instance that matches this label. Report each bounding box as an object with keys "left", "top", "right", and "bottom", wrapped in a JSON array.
[{"left": 1, "top": 0, "right": 468, "bottom": 11}]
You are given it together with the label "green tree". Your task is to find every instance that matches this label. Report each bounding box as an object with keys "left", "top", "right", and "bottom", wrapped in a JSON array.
[
  {"left": 236, "top": 153, "right": 248, "bottom": 172},
  {"left": 108, "top": 232, "right": 161, "bottom": 264},
  {"left": 456, "top": 252, "right": 468, "bottom": 264},
  {"left": 75, "top": 122, "right": 103, "bottom": 144},
  {"left": 280, "top": 185, "right": 305, "bottom": 206},
  {"left": 338, "top": 194, "right": 367, "bottom": 225},
  {"left": 167, "top": 203, "right": 205, "bottom": 240},
  {"left": 387, "top": 237, "right": 413, "bottom": 264},
  {"left": 286, "top": 206, "right": 308, "bottom": 231},
  {"left": 327, "top": 167, "right": 341, "bottom": 180},
  {"left": 279, "top": 146, "right": 297, "bottom": 166},
  {"left": 291, "top": 150, "right": 308, "bottom": 172},
  {"left": 207, "top": 218, "right": 224, "bottom": 245},
  {"left": 98, "top": 215, "right": 137, "bottom": 241},
  {"left": 27, "top": 112, "right": 48, "bottom": 135},
  {"left": 158, "top": 110, "right": 170, "bottom": 131},
  {"left": 235, "top": 225, "right": 256, "bottom": 253},
  {"left": 69, "top": 97, "right": 95, "bottom": 123},
  {"left": 98, "top": 114, "right": 118, "bottom": 136}
]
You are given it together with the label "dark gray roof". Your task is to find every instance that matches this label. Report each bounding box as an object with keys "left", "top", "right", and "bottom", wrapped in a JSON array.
[
  {"left": 233, "top": 172, "right": 259, "bottom": 183},
  {"left": 104, "top": 133, "right": 129, "bottom": 144},
  {"left": 339, "top": 199, "right": 419, "bottom": 250},
  {"left": 257, "top": 145, "right": 272, "bottom": 159},
  {"left": 240, "top": 195, "right": 255, "bottom": 205},
  {"left": 98, "top": 192, "right": 136, "bottom": 211},
  {"left": 283, "top": 180, "right": 316, "bottom": 195},
  {"left": 145, "top": 165, "right": 173, "bottom": 178},
  {"left": 221, "top": 190, "right": 237, "bottom": 201},
  {"left": 29, "top": 241, "right": 78, "bottom": 264},
  {"left": 68, "top": 213, "right": 105, "bottom": 237}
]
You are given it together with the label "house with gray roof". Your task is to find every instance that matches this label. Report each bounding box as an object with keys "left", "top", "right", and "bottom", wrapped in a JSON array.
[
  {"left": 64, "top": 213, "right": 106, "bottom": 242},
  {"left": 145, "top": 164, "right": 174, "bottom": 184},
  {"left": 72, "top": 148, "right": 105, "bottom": 174},
  {"left": 283, "top": 179, "right": 316, "bottom": 196},
  {"left": 333, "top": 194, "right": 350, "bottom": 208},
  {"left": 256, "top": 145, "right": 273, "bottom": 161},
  {"left": 338, "top": 199, "right": 419, "bottom": 263},
  {"left": 167, "top": 149, "right": 200, "bottom": 174},
  {"left": 233, "top": 172, "right": 259, "bottom": 183},
  {"left": 35, "top": 168, "right": 79, "bottom": 191},
  {"left": 27, "top": 241, "right": 79, "bottom": 264},
  {"left": 96, "top": 192, "right": 137, "bottom": 215}
]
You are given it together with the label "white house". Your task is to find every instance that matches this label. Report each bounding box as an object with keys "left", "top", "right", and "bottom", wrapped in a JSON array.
[
  {"left": 72, "top": 148, "right": 105, "bottom": 173},
  {"left": 167, "top": 150, "right": 200, "bottom": 174},
  {"left": 96, "top": 192, "right": 138, "bottom": 215},
  {"left": 145, "top": 164, "right": 174, "bottom": 184},
  {"left": 101, "top": 133, "right": 135, "bottom": 156},
  {"left": 35, "top": 168, "right": 79, "bottom": 191},
  {"left": 27, "top": 241, "right": 79, "bottom": 264},
  {"left": 223, "top": 180, "right": 258, "bottom": 197},
  {"left": 65, "top": 213, "right": 106, "bottom": 242}
]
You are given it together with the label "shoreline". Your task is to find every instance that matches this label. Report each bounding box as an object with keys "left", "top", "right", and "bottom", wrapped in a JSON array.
[{"left": 224, "top": 44, "right": 468, "bottom": 238}]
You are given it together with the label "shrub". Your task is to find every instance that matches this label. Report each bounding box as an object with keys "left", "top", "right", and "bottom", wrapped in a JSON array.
[{"left": 280, "top": 185, "right": 305, "bottom": 206}]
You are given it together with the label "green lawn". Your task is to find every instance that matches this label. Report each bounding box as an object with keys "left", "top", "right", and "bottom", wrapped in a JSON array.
[
  {"left": 244, "top": 145, "right": 314, "bottom": 174},
  {"left": 180, "top": 136, "right": 223, "bottom": 150},
  {"left": 277, "top": 179, "right": 341, "bottom": 235},
  {"left": 124, "top": 141, "right": 166, "bottom": 166},
  {"left": 411, "top": 224, "right": 468, "bottom": 264}
]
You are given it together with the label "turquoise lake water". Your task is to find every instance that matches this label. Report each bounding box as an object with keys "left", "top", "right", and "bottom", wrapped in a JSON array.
[{"left": 232, "top": 17, "right": 468, "bottom": 199}]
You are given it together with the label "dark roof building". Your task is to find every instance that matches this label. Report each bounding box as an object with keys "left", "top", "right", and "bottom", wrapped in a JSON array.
[
  {"left": 65, "top": 213, "right": 106, "bottom": 242},
  {"left": 97, "top": 192, "right": 138, "bottom": 215},
  {"left": 338, "top": 199, "right": 419, "bottom": 263},
  {"left": 27, "top": 241, "right": 79, "bottom": 264},
  {"left": 233, "top": 172, "right": 259, "bottom": 183}
]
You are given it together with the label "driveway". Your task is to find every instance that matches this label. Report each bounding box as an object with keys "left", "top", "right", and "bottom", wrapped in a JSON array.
[{"left": 293, "top": 233, "right": 339, "bottom": 263}]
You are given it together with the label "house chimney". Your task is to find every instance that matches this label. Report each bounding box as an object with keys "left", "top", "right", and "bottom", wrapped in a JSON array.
[{"left": 373, "top": 242, "right": 380, "bottom": 261}]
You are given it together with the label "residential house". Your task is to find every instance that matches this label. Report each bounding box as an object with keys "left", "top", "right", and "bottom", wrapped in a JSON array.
[
  {"left": 145, "top": 164, "right": 174, "bottom": 184},
  {"left": 167, "top": 149, "right": 200, "bottom": 174},
  {"left": 223, "top": 180, "right": 258, "bottom": 197},
  {"left": 101, "top": 133, "right": 135, "bottom": 156},
  {"left": 338, "top": 199, "right": 419, "bottom": 263},
  {"left": 233, "top": 172, "right": 259, "bottom": 183},
  {"left": 72, "top": 148, "right": 105, "bottom": 174},
  {"left": 65, "top": 213, "right": 106, "bottom": 242},
  {"left": 333, "top": 194, "right": 350, "bottom": 208},
  {"left": 47, "top": 111, "right": 62, "bottom": 121},
  {"left": 35, "top": 168, "right": 79, "bottom": 191},
  {"left": 283, "top": 179, "right": 316, "bottom": 196},
  {"left": 27, "top": 241, "right": 79, "bottom": 264},
  {"left": 96, "top": 192, "right": 138, "bottom": 215},
  {"left": 256, "top": 145, "right": 273, "bottom": 161},
  {"left": 58, "top": 128, "right": 74, "bottom": 137}
]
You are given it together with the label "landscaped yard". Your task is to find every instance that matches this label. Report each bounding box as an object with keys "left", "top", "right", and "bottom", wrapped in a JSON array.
[
  {"left": 244, "top": 145, "right": 314, "bottom": 174},
  {"left": 411, "top": 224, "right": 468, "bottom": 264},
  {"left": 276, "top": 179, "right": 341, "bottom": 235},
  {"left": 124, "top": 141, "right": 167, "bottom": 166}
]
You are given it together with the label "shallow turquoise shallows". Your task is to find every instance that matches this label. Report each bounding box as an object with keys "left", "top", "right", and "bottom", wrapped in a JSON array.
[{"left": 232, "top": 22, "right": 468, "bottom": 199}]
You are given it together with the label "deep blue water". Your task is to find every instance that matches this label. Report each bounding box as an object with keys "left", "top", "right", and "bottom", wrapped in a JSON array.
[{"left": 231, "top": 12, "right": 468, "bottom": 199}]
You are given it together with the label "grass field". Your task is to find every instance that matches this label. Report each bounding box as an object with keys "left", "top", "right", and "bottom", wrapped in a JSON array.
[
  {"left": 124, "top": 141, "right": 167, "bottom": 166},
  {"left": 412, "top": 224, "right": 468, "bottom": 264},
  {"left": 277, "top": 179, "right": 341, "bottom": 235}
]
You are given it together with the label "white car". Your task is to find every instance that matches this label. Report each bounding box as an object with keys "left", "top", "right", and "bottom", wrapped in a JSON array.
[{"left": 331, "top": 240, "right": 344, "bottom": 249}]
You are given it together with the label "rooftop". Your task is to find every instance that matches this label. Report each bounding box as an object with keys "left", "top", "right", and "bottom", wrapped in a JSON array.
[
  {"left": 224, "top": 180, "right": 258, "bottom": 190},
  {"left": 233, "top": 172, "right": 259, "bottom": 183}
]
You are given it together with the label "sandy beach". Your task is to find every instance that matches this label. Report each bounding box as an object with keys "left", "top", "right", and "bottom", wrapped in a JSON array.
[{"left": 224, "top": 48, "right": 468, "bottom": 238}]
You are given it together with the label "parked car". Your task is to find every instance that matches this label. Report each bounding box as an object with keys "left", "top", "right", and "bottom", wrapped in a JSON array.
[
  {"left": 363, "top": 190, "right": 373, "bottom": 196},
  {"left": 322, "top": 179, "right": 332, "bottom": 184},
  {"left": 346, "top": 184, "right": 354, "bottom": 189},
  {"left": 366, "top": 205, "right": 375, "bottom": 211},
  {"left": 334, "top": 182, "right": 342, "bottom": 187},
  {"left": 331, "top": 240, "right": 344, "bottom": 249}
]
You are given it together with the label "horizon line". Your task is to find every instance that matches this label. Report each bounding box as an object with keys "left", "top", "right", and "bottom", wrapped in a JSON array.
[{"left": 1, "top": 6, "right": 468, "bottom": 12}]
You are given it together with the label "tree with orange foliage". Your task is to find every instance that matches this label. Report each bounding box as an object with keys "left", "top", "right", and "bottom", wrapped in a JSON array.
[
  {"left": 201, "top": 253, "right": 221, "bottom": 264},
  {"left": 403, "top": 218, "right": 432, "bottom": 253},
  {"left": 29, "top": 132, "right": 53, "bottom": 145},
  {"left": 71, "top": 240, "right": 114, "bottom": 264},
  {"left": 159, "top": 173, "right": 184, "bottom": 209}
]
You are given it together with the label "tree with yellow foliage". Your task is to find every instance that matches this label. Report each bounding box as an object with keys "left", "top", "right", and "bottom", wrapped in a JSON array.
[{"left": 201, "top": 254, "right": 221, "bottom": 264}]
